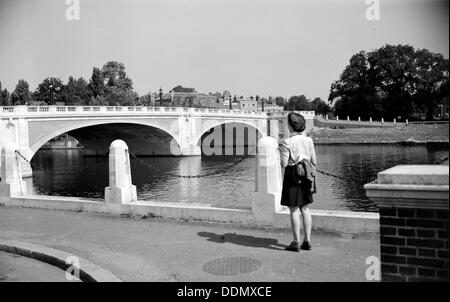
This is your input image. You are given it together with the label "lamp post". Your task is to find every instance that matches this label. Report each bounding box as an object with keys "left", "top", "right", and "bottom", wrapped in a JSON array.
[
  {"left": 159, "top": 87, "right": 163, "bottom": 106},
  {"left": 49, "top": 81, "right": 54, "bottom": 105}
]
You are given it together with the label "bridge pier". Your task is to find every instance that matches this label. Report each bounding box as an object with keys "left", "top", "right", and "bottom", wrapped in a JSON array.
[
  {"left": 0, "top": 143, "right": 27, "bottom": 197},
  {"left": 0, "top": 117, "right": 33, "bottom": 177},
  {"left": 252, "top": 136, "right": 283, "bottom": 223},
  {"left": 179, "top": 145, "right": 201, "bottom": 156},
  {"left": 268, "top": 119, "right": 280, "bottom": 141},
  {"left": 104, "top": 140, "right": 137, "bottom": 204}
]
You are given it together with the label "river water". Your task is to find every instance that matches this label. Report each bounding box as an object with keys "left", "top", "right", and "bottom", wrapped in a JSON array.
[{"left": 26, "top": 144, "right": 448, "bottom": 212}]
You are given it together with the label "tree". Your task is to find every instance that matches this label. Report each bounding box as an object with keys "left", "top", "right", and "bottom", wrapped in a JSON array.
[
  {"left": 101, "top": 61, "right": 133, "bottom": 91},
  {"left": 100, "top": 61, "right": 136, "bottom": 106},
  {"left": 274, "top": 96, "right": 286, "bottom": 107},
  {"left": 284, "top": 95, "right": 311, "bottom": 111},
  {"left": 275, "top": 96, "right": 286, "bottom": 107},
  {"left": 33, "top": 77, "right": 65, "bottom": 105},
  {"left": 310, "top": 97, "right": 331, "bottom": 115},
  {"left": 104, "top": 86, "right": 138, "bottom": 106},
  {"left": 66, "top": 76, "right": 91, "bottom": 105},
  {"left": 410, "top": 49, "right": 449, "bottom": 120},
  {"left": 0, "top": 82, "right": 11, "bottom": 106},
  {"left": 329, "top": 44, "right": 449, "bottom": 120},
  {"left": 137, "top": 92, "right": 153, "bottom": 106},
  {"left": 10, "top": 79, "right": 32, "bottom": 105},
  {"left": 88, "top": 67, "right": 106, "bottom": 99}
]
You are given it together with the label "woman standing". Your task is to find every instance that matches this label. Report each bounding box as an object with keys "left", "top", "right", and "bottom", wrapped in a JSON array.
[{"left": 279, "top": 112, "right": 317, "bottom": 252}]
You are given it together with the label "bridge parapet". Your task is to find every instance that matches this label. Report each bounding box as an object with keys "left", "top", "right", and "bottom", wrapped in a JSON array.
[
  {"left": 0, "top": 105, "right": 273, "bottom": 118},
  {"left": 0, "top": 106, "right": 316, "bottom": 119}
]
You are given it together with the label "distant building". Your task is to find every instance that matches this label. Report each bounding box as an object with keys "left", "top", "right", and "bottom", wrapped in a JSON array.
[
  {"left": 167, "top": 85, "right": 197, "bottom": 107},
  {"left": 157, "top": 85, "right": 219, "bottom": 107},
  {"left": 213, "top": 99, "right": 238, "bottom": 110},
  {"left": 196, "top": 93, "right": 217, "bottom": 107},
  {"left": 222, "top": 90, "right": 232, "bottom": 101},
  {"left": 154, "top": 88, "right": 172, "bottom": 106},
  {"left": 238, "top": 99, "right": 257, "bottom": 111}
]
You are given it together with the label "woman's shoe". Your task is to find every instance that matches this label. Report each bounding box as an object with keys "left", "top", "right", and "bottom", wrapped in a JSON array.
[
  {"left": 285, "top": 241, "right": 300, "bottom": 252},
  {"left": 300, "top": 241, "right": 312, "bottom": 251}
]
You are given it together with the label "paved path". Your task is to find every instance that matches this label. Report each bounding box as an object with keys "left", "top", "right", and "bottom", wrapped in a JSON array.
[
  {"left": 0, "top": 251, "right": 80, "bottom": 282},
  {"left": 0, "top": 206, "right": 379, "bottom": 282}
]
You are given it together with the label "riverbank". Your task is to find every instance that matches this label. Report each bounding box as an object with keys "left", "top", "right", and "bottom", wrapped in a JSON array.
[{"left": 310, "top": 124, "right": 449, "bottom": 145}]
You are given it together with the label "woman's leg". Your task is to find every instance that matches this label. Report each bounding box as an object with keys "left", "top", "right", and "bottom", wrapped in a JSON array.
[
  {"left": 288, "top": 207, "right": 301, "bottom": 243},
  {"left": 300, "top": 204, "right": 312, "bottom": 242}
]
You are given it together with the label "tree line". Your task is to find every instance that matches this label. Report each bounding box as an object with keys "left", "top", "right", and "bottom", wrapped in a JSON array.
[
  {"left": 328, "top": 44, "right": 449, "bottom": 121},
  {"left": 2, "top": 45, "right": 447, "bottom": 120},
  {"left": 282, "top": 95, "right": 331, "bottom": 115},
  {"left": 0, "top": 61, "right": 150, "bottom": 107}
]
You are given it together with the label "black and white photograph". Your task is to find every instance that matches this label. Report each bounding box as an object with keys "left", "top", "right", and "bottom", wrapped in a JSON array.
[{"left": 0, "top": 0, "right": 448, "bottom": 288}]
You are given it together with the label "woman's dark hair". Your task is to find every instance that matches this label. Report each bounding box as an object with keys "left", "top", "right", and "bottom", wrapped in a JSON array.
[{"left": 287, "top": 112, "right": 306, "bottom": 133}]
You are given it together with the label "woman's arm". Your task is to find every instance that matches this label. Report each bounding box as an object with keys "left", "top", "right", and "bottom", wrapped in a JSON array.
[
  {"left": 279, "top": 139, "right": 290, "bottom": 168},
  {"left": 309, "top": 138, "right": 317, "bottom": 166}
]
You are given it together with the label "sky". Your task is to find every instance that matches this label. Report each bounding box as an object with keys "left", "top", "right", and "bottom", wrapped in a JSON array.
[{"left": 0, "top": 0, "right": 448, "bottom": 101}]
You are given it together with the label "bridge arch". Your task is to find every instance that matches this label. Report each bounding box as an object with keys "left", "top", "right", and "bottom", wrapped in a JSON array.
[
  {"left": 194, "top": 120, "right": 265, "bottom": 155},
  {"left": 29, "top": 119, "right": 182, "bottom": 158}
]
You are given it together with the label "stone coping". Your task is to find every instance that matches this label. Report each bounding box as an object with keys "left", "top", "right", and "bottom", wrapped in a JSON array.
[
  {"left": 0, "top": 239, "right": 121, "bottom": 282},
  {"left": 364, "top": 182, "right": 449, "bottom": 210},
  {"left": 1, "top": 194, "right": 379, "bottom": 234},
  {"left": 377, "top": 165, "right": 449, "bottom": 185},
  {"left": 365, "top": 164, "right": 449, "bottom": 210}
]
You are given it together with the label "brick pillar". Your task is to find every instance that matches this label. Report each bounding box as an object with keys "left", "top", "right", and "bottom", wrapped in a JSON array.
[{"left": 365, "top": 165, "right": 449, "bottom": 282}]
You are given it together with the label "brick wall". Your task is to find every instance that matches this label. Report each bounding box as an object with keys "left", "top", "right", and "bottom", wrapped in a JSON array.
[{"left": 379, "top": 207, "right": 449, "bottom": 282}]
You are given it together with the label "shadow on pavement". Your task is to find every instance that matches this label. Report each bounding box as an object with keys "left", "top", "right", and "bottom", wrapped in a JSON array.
[{"left": 198, "top": 231, "right": 286, "bottom": 251}]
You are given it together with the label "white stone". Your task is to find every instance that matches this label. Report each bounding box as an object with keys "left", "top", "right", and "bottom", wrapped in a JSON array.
[
  {"left": 252, "top": 136, "right": 282, "bottom": 223},
  {"left": 364, "top": 164, "right": 449, "bottom": 210},
  {"left": 104, "top": 140, "right": 137, "bottom": 204},
  {"left": 377, "top": 165, "right": 449, "bottom": 186},
  {"left": 0, "top": 143, "right": 27, "bottom": 197}
]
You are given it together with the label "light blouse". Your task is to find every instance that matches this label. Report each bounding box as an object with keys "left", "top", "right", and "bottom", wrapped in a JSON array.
[{"left": 279, "top": 133, "right": 317, "bottom": 168}]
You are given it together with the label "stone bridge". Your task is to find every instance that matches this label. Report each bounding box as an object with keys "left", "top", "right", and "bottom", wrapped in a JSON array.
[{"left": 0, "top": 106, "right": 315, "bottom": 176}]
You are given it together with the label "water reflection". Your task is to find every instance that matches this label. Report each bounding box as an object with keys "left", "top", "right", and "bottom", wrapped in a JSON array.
[{"left": 28, "top": 144, "right": 448, "bottom": 212}]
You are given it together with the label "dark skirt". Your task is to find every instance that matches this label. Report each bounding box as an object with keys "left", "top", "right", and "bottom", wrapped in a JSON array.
[{"left": 281, "top": 165, "right": 313, "bottom": 208}]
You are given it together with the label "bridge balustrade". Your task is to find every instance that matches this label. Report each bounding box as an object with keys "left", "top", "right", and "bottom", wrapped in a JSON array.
[{"left": 0, "top": 105, "right": 308, "bottom": 118}]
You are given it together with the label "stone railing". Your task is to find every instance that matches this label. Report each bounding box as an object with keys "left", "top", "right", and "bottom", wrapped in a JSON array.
[
  {"left": 0, "top": 106, "right": 269, "bottom": 118},
  {"left": 268, "top": 110, "right": 315, "bottom": 119},
  {"left": 0, "top": 106, "right": 317, "bottom": 120}
]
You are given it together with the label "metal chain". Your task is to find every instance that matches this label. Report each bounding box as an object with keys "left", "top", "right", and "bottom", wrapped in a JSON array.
[
  {"left": 15, "top": 150, "right": 107, "bottom": 175},
  {"left": 316, "top": 155, "right": 449, "bottom": 179},
  {"left": 435, "top": 156, "right": 449, "bottom": 165},
  {"left": 316, "top": 168, "right": 345, "bottom": 179},
  {"left": 127, "top": 149, "right": 250, "bottom": 178}
]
